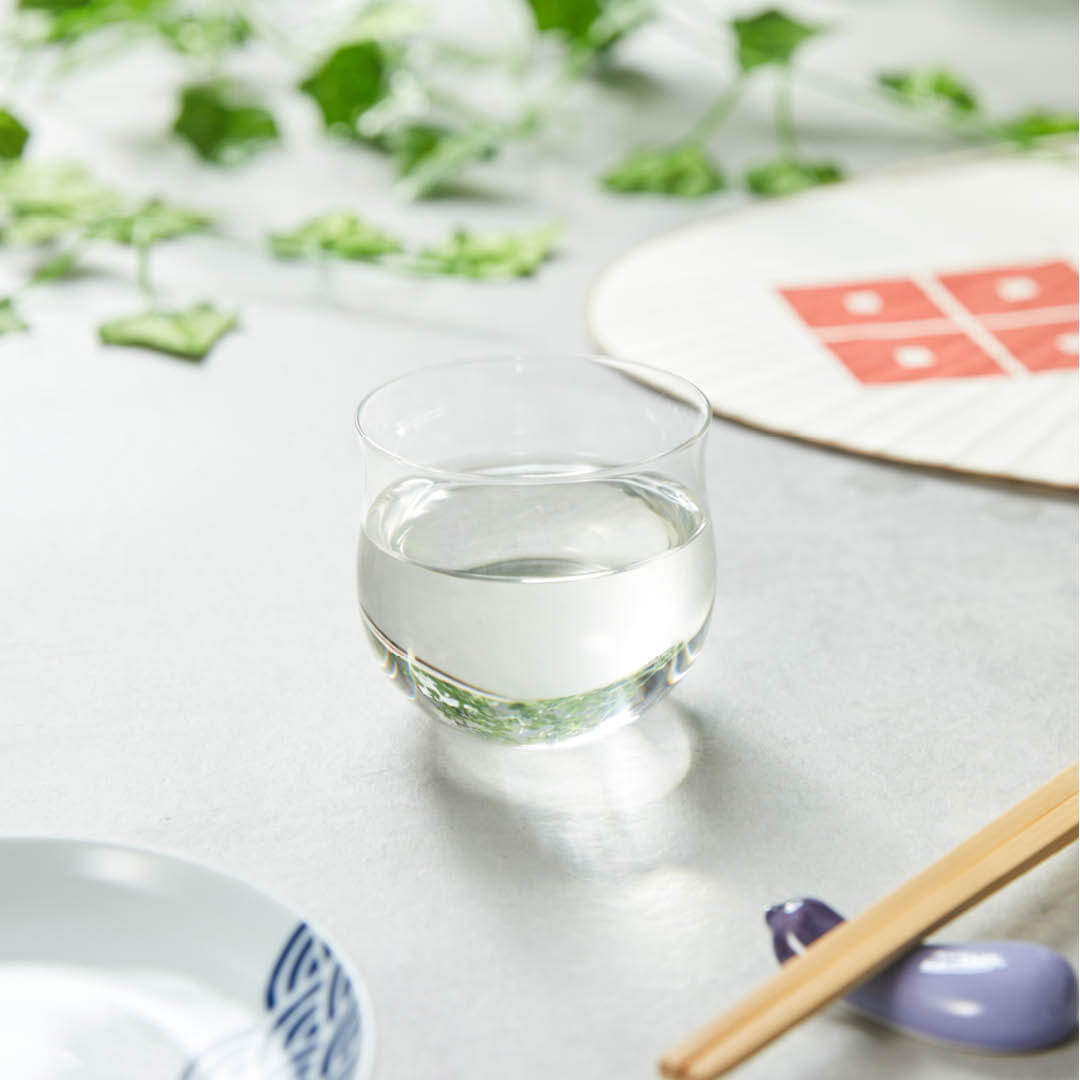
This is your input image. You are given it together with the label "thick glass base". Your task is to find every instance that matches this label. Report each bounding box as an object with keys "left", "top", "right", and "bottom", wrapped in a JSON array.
[{"left": 362, "top": 611, "right": 711, "bottom": 746}]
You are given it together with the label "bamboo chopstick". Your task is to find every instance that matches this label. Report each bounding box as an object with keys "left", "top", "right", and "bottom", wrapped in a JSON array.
[{"left": 660, "top": 762, "right": 1079, "bottom": 1080}]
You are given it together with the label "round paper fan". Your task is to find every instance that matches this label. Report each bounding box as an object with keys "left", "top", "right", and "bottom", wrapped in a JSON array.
[{"left": 587, "top": 151, "right": 1079, "bottom": 488}]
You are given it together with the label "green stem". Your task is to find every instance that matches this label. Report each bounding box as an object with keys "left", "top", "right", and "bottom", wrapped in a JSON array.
[
  {"left": 774, "top": 68, "right": 797, "bottom": 158},
  {"left": 687, "top": 75, "right": 746, "bottom": 143},
  {"left": 136, "top": 241, "right": 157, "bottom": 308}
]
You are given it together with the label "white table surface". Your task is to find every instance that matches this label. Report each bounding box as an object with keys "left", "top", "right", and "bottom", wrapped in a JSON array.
[{"left": 1, "top": 1, "right": 1077, "bottom": 1078}]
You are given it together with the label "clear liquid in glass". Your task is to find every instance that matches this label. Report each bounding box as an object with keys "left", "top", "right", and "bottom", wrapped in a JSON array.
[{"left": 359, "top": 466, "right": 714, "bottom": 744}]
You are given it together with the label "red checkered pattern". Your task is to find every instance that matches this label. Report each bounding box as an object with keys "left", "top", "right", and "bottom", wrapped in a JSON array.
[{"left": 779, "top": 261, "right": 1079, "bottom": 386}]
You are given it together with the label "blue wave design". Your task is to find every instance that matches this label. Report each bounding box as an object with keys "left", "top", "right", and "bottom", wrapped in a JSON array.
[{"left": 182, "top": 922, "right": 362, "bottom": 1080}]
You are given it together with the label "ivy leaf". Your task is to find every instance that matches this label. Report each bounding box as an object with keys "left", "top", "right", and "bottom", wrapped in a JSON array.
[
  {"left": 22, "top": 0, "right": 166, "bottom": 44},
  {"left": 412, "top": 222, "right": 561, "bottom": 279},
  {"left": 155, "top": 13, "right": 252, "bottom": 58},
  {"left": 30, "top": 248, "right": 81, "bottom": 284},
  {"left": 0, "top": 297, "right": 28, "bottom": 335},
  {"left": 299, "top": 42, "right": 387, "bottom": 134},
  {"left": 877, "top": 68, "right": 978, "bottom": 115},
  {"left": 3, "top": 212, "right": 74, "bottom": 245},
  {"left": 173, "top": 82, "right": 279, "bottom": 166},
  {"left": 393, "top": 126, "right": 499, "bottom": 199},
  {"left": 601, "top": 143, "right": 726, "bottom": 196},
  {"left": 0, "top": 160, "right": 122, "bottom": 243},
  {"left": 524, "top": 0, "right": 648, "bottom": 51},
  {"left": 268, "top": 212, "right": 402, "bottom": 260},
  {"left": 18, "top": 0, "right": 88, "bottom": 10},
  {"left": 996, "top": 109, "right": 1079, "bottom": 146},
  {"left": 98, "top": 302, "right": 237, "bottom": 359},
  {"left": 525, "top": 0, "right": 602, "bottom": 45},
  {"left": 744, "top": 158, "right": 843, "bottom": 196},
  {"left": 0, "top": 109, "right": 30, "bottom": 160},
  {"left": 731, "top": 9, "right": 821, "bottom": 72},
  {"left": 90, "top": 198, "right": 213, "bottom": 246},
  {"left": 0, "top": 160, "right": 122, "bottom": 221}
]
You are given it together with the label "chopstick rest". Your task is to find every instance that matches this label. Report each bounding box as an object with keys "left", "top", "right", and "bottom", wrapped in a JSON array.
[
  {"left": 660, "top": 763, "right": 1079, "bottom": 1079},
  {"left": 766, "top": 897, "right": 1078, "bottom": 1052}
]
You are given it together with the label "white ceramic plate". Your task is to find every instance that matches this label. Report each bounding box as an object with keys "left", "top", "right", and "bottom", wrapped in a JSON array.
[
  {"left": 587, "top": 150, "right": 1079, "bottom": 488},
  {"left": 0, "top": 838, "right": 375, "bottom": 1080}
]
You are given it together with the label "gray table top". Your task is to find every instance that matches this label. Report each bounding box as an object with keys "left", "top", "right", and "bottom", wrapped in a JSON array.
[{"left": 1, "top": 1, "right": 1077, "bottom": 1077}]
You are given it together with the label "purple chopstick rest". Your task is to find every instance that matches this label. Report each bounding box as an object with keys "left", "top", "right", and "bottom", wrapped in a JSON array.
[{"left": 765, "top": 897, "right": 1078, "bottom": 1052}]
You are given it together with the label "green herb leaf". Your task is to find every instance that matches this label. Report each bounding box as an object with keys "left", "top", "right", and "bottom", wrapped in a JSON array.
[
  {"left": 877, "top": 68, "right": 978, "bottom": 115},
  {"left": 299, "top": 42, "right": 387, "bottom": 134},
  {"left": 90, "top": 198, "right": 213, "bottom": 246},
  {"left": 269, "top": 211, "right": 402, "bottom": 260},
  {"left": 744, "top": 157, "right": 843, "bottom": 196},
  {"left": 0, "top": 109, "right": 30, "bottom": 160},
  {"left": 525, "top": 0, "right": 602, "bottom": 44},
  {"left": 0, "top": 160, "right": 123, "bottom": 244},
  {"left": 172, "top": 82, "right": 279, "bottom": 166},
  {"left": 18, "top": 0, "right": 88, "bottom": 11},
  {"left": 601, "top": 143, "right": 726, "bottom": 196},
  {"left": 412, "top": 222, "right": 561, "bottom": 279},
  {"left": 524, "top": 0, "right": 649, "bottom": 51},
  {"left": 0, "top": 297, "right": 28, "bottom": 334},
  {"left": 30, "top": 248, "right": 81, "bottom": 284},
  {"left": 3, "top": 212, "right": 73, "bottom": 245},
  {"left": 393, "top": 125, "right": 499, "bottom": 199},
  {"left": 23, "top": 0, "right": 166, "bottom": 44},
  {"left": 996, "top": 109, "right": 1079, "bottom": 146},
  {"left": 98, "top": 302, "right": 237, "bottom": 359},
  {"left": 731, "top": 9, "right": 821, "bottom": 72},
  {"left": 155, "top": 13, "right": 252, "bottom": 58}
]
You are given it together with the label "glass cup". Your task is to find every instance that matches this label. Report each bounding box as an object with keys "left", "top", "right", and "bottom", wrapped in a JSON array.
[{"left": 355, "top": 356, "right": 715, "bottom": 747}]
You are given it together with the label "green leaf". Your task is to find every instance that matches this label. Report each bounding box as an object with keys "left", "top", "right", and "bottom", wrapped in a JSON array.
[
  {"left": 393, "top": 126, "right": 499, "bottom": 199},
  {"left": 98, "top": 303, "right": 237, "bottom": 359},
  {"left": 996, "top": 109, "right": 1079, "bottom": 146},
  {"left": 0, "top": 109, "right": 30, "bottom": 160},
  {"left": 23, "top": 0, "right": 166, "bottom": 44},
  {"left": 375, "top": 123, "right": 450, "bottom": 174},
  {"left": 0, "top": 297, "right": 28, "bottom": 335},
  {"left": 0, "top": 160, "right": 123, "bottom": 244},
  {"left": 525, "top": 0, "right": 602, "bottom": 43},
  {"left": 744, "top": 158, "right": 843, "bottom": 196},
  {"left": 3, "top": 211, "right": 74, "bottom": 245},
  {"left": 601, "top": 143, "right": 726, "bottom": 196},
  {"left": 155, "top": 13, "right": 252, "bottom": 58},
  {"left": 172, "top": 82, "right": 279, "bottom": 166},
  {"left": 268, "top": 212, "right": 402, "bottom": 260},
  {"left": 18, "top": 0, "right": 88, "bottom": 11},
  {"left": 731, "top": 9, "right": 821, "bottom": 72},
  {"left": 90, "top": 198, "right": 213, "bottom": 246},
  {"left": 524, "top": 0, "right": 649, "bottom": 51},
  {"left": 412, "top": 222, "right": 561, "bottom": 279},
  {"left": 30, "top": 248, "right": 80, "bottom": 283},
  {"left": 877, "top": 68, "right": 978, "bottom": 115},
  {"left": 299, "top": 42, "right": 387, "bottom": 134}
]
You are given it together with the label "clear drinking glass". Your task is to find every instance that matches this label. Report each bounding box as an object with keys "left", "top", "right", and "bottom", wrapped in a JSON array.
[{"left": 356, "top": 357, "right": 715, "bottom": 747}]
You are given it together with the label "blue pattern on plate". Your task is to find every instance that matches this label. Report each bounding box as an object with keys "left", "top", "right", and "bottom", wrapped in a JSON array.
[{"left": 182, "top": 922, "right": 362, "bottom": 1079}]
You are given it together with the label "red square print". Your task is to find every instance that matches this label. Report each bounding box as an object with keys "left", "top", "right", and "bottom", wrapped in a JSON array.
[
  {"left": 826, "top": 333, "right": 1004, "bottom": 384},
  {"left": 779, "top": 278, "right": 945, "bottom": 328},
  {"left": 937, "top": 260, "right": 1078, "bottom": 315},
  {"left": 989, "top": 320, "right": 1079, "bottom": 373}
]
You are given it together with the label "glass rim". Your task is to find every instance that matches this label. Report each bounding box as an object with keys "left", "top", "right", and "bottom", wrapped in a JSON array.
[{"left": 354, "top": 354, "right": 713, "bottom": 485}]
